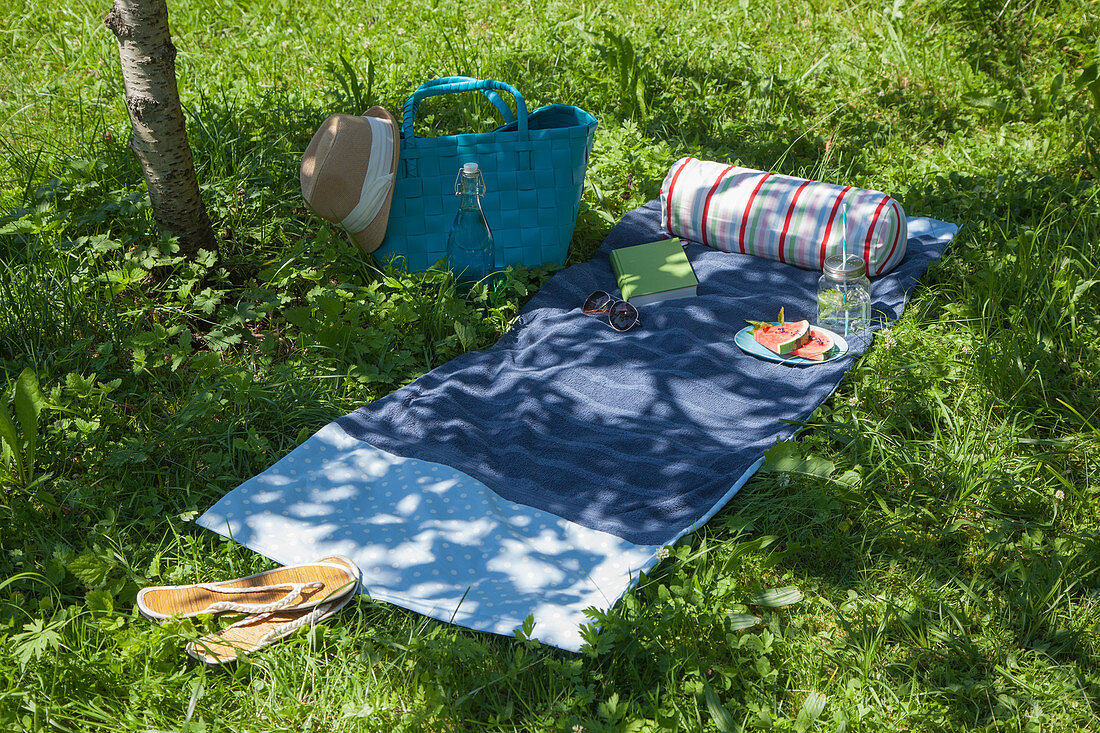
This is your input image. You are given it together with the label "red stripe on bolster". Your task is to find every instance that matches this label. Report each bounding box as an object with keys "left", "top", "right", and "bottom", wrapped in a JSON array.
[
  {"left": 738, "top": 173, "right": 774, "bottom": 254},
  {"left": 777, "top": 180, "right": 812, "bottom": 264},
  {"left": 863, "top": 195, "right": 891, "bottom": 267},
  {"left": 875, "top": 200, "right": 904, "bottom": 275},
  {"left": 664, "top": 157, "right": 693, "bottom": 236},
  {"left": 818, "top": 185, "right": 852, "bottom": 267},
  {"left": 701, "top": 164, "right": 736, "bottom": 248}
]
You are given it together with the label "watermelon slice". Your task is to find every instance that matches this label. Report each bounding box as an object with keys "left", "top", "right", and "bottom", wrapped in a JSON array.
[
  {"left": 789, "top": 328, "right": 835, "bottom": 361},
  {"left": 752, "top": 320, "right": 811, "bottom": 355}
]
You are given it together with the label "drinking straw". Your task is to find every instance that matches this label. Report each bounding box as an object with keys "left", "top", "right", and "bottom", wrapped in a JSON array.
[
  {"left": 841, "top": 203, "right": 848, "bottom": 263},
  {"left": 841, "top": 203, "right": 849, "bottom": 336}
]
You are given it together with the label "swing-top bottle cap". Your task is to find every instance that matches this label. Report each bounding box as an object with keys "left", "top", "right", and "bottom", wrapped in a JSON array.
[{"left": 462, "top": 162, "right": 479, "bottom": 175}]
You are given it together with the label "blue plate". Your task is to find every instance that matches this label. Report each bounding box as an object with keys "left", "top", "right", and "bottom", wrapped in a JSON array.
[{"left": 734, "top": 324, "right": 849, "bottom": 365}]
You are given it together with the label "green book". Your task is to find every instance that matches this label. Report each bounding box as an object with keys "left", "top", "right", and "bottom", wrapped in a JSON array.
[{"left": 609, "top": 237, "right": 699, "bottom": 306}]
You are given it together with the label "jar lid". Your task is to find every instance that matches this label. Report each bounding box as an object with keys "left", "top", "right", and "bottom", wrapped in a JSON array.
[
  {"left": 823, "top": 254, "right": 867, "bottom": 279},
  {"left": 462, "top": 162, "right": 479, "bottom": 175}
]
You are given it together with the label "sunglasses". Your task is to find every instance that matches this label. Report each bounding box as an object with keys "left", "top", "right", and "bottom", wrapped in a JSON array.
[{"left": 582, "top": 291, "right": 640, "bottom": 332}]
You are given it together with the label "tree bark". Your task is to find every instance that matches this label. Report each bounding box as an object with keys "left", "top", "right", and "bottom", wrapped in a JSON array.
[{"left": 105, "top": 0, "right": 216, "bottom": 258}]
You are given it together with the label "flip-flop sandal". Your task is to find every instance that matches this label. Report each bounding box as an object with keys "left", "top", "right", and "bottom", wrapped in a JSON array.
[
  {"left": 185, "top": 556, "right": 360, "bottom": 666},
  {"left": 137, "top": 555, "right": 360, "bottom": 620}
]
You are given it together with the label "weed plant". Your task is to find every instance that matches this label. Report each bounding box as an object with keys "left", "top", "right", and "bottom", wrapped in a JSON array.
[{"left": 0, "top": 0, "right": 1098, "bottom": 730}]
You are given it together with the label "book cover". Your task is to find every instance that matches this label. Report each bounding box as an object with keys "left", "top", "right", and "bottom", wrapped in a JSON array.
[{"left": 609, "top": 237, "right": 699, "bottom": 306}]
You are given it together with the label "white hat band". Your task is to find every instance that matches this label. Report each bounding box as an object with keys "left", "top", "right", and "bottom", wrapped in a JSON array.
[{"left": 340, "top": 115, "right": 395, "bottom": 234}]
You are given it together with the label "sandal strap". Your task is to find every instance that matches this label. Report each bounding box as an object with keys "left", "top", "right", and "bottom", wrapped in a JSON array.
[
  {"left": 187, "top": 579, "right": 358, "bottom": 664},
  {"left": 236, "top": 582, "right": 357, "bottom": 647},
  {"left": 194, "top": 580, "right": 324, "bottom": 615},
  {"left": 186, "top": 600, "right": 338, "bottom": 665},
  {"left": 255, "top": 603, "right": 331, "bottom": 647}
]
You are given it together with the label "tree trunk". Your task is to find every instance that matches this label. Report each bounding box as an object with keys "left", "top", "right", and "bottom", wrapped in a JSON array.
[{"left": 105, "top": 0, "right": 216, "bottom": 258}]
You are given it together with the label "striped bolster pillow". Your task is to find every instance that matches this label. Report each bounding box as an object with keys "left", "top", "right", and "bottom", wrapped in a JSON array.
[{"left": 660, "top": 157, "right": 907, "bottom": 276}]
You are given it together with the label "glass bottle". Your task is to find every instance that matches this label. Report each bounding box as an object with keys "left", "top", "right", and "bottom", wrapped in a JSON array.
[
  {"left": 445, "top": 162, "right": 495, "bottom": 284},
  {"left": 817, "top": 254, "right": 872, "bottom": 337}
]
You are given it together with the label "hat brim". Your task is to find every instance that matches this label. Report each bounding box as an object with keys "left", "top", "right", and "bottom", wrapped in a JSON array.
[{"left": 348, "top": 106, "right": 399, "bottom": 254}]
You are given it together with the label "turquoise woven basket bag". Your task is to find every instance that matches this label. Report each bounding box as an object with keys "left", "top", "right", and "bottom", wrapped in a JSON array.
[{"left": 373, "top": 77, "right": 598, "bottom": 272}]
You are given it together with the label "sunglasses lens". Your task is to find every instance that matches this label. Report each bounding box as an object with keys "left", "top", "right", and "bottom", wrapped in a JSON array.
[
  {"left": 608, "top": 301, "right": 638, "bottom": 331},
  {"left": 583, "top": 291, "right": 611, "bottom": 314}
]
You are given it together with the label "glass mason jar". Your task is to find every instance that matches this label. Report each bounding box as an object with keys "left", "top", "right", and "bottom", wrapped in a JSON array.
[{"left": 817, "top": 255, "right": 872, "bottom": 336}]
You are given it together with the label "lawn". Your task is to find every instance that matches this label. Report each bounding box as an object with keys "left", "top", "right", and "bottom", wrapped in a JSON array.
[{"left": 1, "top": 0, "right": 1098, "bottom": 730}]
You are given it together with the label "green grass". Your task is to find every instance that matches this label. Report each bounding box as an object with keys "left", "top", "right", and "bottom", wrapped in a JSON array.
[{"left": 1, "top": 0, "right": 1099, "bottom": 729}]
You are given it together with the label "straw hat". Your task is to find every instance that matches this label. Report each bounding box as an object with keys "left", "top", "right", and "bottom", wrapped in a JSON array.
[{"left": 300, "top": 106, "right": 400, "bottom": 253}]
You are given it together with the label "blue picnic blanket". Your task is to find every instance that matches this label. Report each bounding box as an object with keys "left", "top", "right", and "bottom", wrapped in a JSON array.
[{"left": 198, "top": 199, "right": 956, "bottom": 650}]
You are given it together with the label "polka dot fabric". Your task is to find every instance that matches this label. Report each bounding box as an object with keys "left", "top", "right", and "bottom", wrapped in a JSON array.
[{"left": 197, "top": 424, "right": 671, "bottom": 651}]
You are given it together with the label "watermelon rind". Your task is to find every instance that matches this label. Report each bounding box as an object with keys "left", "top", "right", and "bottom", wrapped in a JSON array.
[
  {"left": 790, "top": 328, "right": 835, "bottom": 361},
  {"left": 753, "top": 320, "right": 811, "bottom": 355}
]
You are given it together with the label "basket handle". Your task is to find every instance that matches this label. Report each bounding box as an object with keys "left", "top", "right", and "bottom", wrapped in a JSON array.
[
  {"left": 408, "top": 77, "right": 517, "bottom": 124},
  {"left": 401, "top": 77, "right": 529, "bottom": 142}
]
